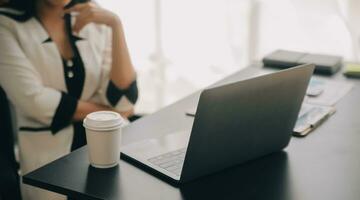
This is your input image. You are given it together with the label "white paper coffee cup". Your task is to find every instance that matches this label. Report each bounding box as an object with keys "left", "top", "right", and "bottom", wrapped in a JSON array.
[{"left": 83, "top": 111, "right": 124, "bottom": 168}]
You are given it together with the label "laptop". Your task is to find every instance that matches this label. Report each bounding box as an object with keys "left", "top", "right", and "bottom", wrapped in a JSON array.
[{"left": 121, "top": 64, "right": 315, "bottom": 185}]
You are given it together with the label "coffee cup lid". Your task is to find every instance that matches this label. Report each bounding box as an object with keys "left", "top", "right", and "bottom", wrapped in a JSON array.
[{"left": 83, "top": 111, "right": 124, "bottom": 131}]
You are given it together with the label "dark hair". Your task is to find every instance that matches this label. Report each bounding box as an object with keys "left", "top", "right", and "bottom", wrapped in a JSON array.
[
  {"left": 0, "top": 0, "right": 88, "bottom": 22},
  {"left": 0, "top": 0, "right": 36, "bottom": 22}
]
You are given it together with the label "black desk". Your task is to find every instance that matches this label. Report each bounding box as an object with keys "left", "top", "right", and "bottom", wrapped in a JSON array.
[{"left": 23, "top": 65, "right": 360, "bottom": 200}]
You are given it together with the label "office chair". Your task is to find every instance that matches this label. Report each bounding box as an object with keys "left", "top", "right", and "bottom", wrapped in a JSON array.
[{"left": 0, "top": 87, "right": 21, "bottom": 200}]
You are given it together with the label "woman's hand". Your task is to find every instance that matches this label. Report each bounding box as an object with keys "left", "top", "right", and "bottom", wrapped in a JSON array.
[{"left": 64, "top": 2, "right": 120, "bottom": 34}]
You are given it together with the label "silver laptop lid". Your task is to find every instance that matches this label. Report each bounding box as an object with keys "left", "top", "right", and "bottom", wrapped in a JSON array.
[{"left": 180, "top": 64, "right": 315, "bottom": 182}]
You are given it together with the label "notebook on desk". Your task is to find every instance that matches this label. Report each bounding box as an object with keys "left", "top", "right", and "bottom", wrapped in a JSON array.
[{"left": 263, "top": 50, "right": 343, "bottom": 75}]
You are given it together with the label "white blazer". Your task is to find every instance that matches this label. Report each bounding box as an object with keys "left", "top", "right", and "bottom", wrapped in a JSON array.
[{"left": 0, "top": 8, "right": 137, "bottom": 200}]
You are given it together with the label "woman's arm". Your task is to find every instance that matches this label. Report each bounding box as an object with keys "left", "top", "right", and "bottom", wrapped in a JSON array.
[
  {"left": 64, "top": 3, "right": 136, "bottom": 89},
  {"left": 64, "top": 3, "right": 138, "bottom": 118},
  {"left": 109, "top": 19, "right": 136, "bottom": 89}
]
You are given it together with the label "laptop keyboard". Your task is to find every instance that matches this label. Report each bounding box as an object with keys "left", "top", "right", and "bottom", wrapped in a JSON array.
[{"left": 148, "top": 148, "right": 186, "bottom": 176}]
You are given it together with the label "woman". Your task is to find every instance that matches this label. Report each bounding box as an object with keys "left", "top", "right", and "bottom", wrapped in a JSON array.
[{"left": 0, "top": 0, "right": 138, "bottom": 199}]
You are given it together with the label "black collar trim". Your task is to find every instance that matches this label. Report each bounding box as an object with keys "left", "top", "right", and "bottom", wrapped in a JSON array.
[
  {"left": 71, "top": 35, "right": 84, "bottom": 42},
  {"left": 42, "top": 37, "right": 53, "bottom": 43}
]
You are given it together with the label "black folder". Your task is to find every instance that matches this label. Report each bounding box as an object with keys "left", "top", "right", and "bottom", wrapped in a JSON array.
[{"left": 263, "top": 50, "right": 343, "bottom": 75}]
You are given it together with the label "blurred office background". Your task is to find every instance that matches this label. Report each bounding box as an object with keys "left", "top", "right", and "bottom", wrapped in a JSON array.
[{"left": 99, "top": 0, "right": 360, "bottom": 114}]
